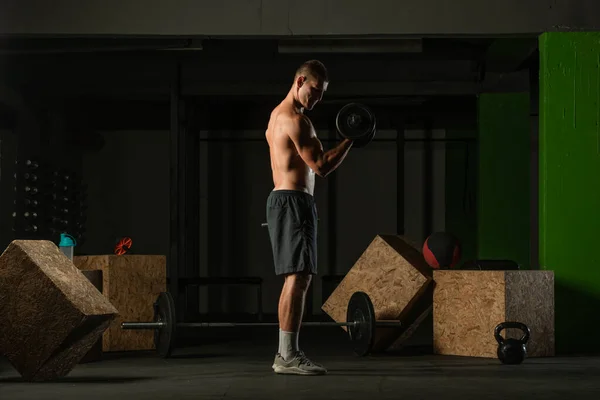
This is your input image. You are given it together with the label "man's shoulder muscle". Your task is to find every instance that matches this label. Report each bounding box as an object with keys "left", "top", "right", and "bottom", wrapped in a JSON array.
[{"left": 285, "top": 114, "right": 313, "bottom": 142}]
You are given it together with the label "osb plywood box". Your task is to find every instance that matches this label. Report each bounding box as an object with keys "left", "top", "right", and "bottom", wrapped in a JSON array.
[
  {"left": 322, "top": 235, "right": 433, "bottom": 352},
  {"left": 433, "top": 270, "right": 554, "bottom": 358},
  {"left": 0, "top": 240, "right": 117, "bottom": 381},
  {"left": 79, "top": 269, "right": 104, "bottom": 364},
  {"left": 74, "top": 255, "right": 167, "bottom": 352}
]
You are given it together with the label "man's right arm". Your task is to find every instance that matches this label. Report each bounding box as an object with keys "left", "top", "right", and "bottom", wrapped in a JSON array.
[{"left": 288, "top": 115, "right": 353, "bottom": 178}]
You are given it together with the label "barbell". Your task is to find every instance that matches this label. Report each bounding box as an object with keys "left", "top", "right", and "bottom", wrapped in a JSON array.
[{"left": 121, "top": 291, "right": 402, "bottom": 358}]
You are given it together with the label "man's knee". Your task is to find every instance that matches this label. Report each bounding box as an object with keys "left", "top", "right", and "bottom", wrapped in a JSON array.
[{"left": 285, "top": 272, "right": 312, "bottom": 292}]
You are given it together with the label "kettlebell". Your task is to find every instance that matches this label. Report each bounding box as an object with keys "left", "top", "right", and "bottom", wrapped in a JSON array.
[{"left": 494, "top": 321, "right": 530, "bottom": 365}]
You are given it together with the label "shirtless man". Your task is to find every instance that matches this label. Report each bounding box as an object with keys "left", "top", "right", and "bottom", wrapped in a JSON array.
[{"left": 265, "top": 60, "right": 353, "bottom": 375}]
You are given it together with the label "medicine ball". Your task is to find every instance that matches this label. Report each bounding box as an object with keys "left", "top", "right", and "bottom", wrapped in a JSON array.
[{"left": 422, "top": 232, "right": 461, "bottom": 269}]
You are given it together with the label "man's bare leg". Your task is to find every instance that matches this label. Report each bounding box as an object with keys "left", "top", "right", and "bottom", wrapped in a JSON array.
[{"left": 278, "top": 272, "right": 311, "bottom": 360}]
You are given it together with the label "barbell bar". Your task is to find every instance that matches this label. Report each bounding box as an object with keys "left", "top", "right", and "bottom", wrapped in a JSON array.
[
  {"left": 123, "top": 320, "right": 402, "bottom": 329},
  {"left": 121, "top": 291, "right": 402, "bottom": 358},
  {"left": 195, "top": 137, "right": 474, "bottom": 143}
]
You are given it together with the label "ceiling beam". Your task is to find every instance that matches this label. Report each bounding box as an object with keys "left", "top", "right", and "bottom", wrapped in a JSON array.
[{"left": 1, "top": 0, "right": 598, "bottom": 37}]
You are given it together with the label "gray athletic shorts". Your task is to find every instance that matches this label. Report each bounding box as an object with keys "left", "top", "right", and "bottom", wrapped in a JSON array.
[{"left": 265, "top": 190, "right": 318, "bottom": 276}]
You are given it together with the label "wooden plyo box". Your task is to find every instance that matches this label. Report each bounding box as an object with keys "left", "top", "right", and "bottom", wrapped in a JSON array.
[
  {"left": 0, "top": 241, "right": 117, "bottom": 381},
  {"left": 79, "top": 269, "right": 104, "bottom": 363},
  {"left": 433, "top": 270, "right": 555, "bottom": 358},
  {"left": 322, "top": 235, "right": 433, "bottom": 352},
  {"left": 74, "top": 255, "right": 167, "bottom": 352}
]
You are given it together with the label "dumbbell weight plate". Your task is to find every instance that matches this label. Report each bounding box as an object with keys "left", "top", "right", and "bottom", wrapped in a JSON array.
[
  {"left": 351, "top": 120, "right": 376, "bottom": 148},
  {"left": 346, "top": 291, "right": 376, "bottom": 356},
  {"left": 153, "top": 291, "right": 176, "bottom": 358},
  {"left": 336, "top": 103, "right": 377, "bottom": 147}
]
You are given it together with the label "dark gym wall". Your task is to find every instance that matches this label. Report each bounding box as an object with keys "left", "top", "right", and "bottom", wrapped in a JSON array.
[
  {"left": 444, "top": 129, "right": 477, "bottom": 263},
  {"left": 0, "top": 102, "right": 46, "bottom": 251},
  {"left": 0, "top": 129, "right": 17, "bottom": 250},
  {"left": 539, "top": 32, "right": 600, "bottom": 354},
  {"left": 79, "top": 130, "right": 170, "bottom": 257},
  {"left": 404, "top": 128, "right": 448, "bottom": 241},
  {"left": 1, "top": 44, "right": 476, "bottom": 317},
  {"left": 477, "top": 92, "right": 531, "bottom": 268},
  {"left": 198, "top": 127, "right": 447, "bottom": 315},
  {"left": 78, "top": 127, "right": 448, "bottom": 316}
]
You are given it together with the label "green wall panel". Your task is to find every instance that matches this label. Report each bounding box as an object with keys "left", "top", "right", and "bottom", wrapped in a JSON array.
[
  {"left": 477, "top": 93, "right": 530, "bottom": 268},
  {"left": 539, "top": 32, "right": 600, "bottom": 354}
]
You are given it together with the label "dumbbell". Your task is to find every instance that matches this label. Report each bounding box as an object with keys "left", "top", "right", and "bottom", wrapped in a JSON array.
[{"left": 335, "top": 103, "right": 377, "bottom": 148}]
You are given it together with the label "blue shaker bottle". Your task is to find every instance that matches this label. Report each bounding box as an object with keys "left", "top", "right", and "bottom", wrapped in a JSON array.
[{"left": 59, "top": 233, "right": 77, "bottom": 261}]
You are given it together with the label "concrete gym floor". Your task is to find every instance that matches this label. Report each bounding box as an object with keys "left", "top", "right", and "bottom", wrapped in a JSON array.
[{"left": 1, "top": 326, "right": 600, "bottom": 400}]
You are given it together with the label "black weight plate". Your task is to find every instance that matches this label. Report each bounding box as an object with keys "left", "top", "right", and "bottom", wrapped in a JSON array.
[
  {"left": 352, "top": 120, "right": 377, "bottom": 148},
  {"left": 336, "top": 103, "right": 376, "bottom": 141},
  {"left": 346, "top": 291, "right": 376, "bottom": 356},
  {"left": 153, "top": 292, "right": 176, "bottom": 358}
]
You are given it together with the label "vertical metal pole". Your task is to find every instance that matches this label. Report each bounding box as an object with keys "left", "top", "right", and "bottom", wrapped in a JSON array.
[
  {"left": 317, "top": 127, "right": 339, "bottom": 314},
  {"left": 186, "top": 103, "right": 201, "bottom": 317},
  {"left": 206, "top": 106, "right": 224, "bottom": 314},
  {"left": 327, "top": 127, "right": 337, "bottom": 276},
  {"left": 423, "top": 118, "right": 434, "bottom": 241},
  {"left": 169, "top": 63, "right": 184, "bottom": 318},
  {"left": 396, "top": 120, "right": 405, "bottom": 235}
]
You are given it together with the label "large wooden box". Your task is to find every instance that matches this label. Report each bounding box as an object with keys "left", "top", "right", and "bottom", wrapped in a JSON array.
[
  {"left": 322, "top": 235, "right": 433, "bottom": 351},
  {"left": 0, "top": 241, "right": 117, "bottom": 381},
  {"left": 79, "top": 269, "right": 104, "bottom": 363},
  {"left": 74, "top": 255, "right": 167, "bottom": 352},
  {"left": 433, "top": 270, "right": 555, "bottom": 358}
]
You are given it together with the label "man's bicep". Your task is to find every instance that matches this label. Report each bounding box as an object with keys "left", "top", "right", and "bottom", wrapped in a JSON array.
[{"left": 289, "top": 119, "right": 323, "bottom": 163}]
